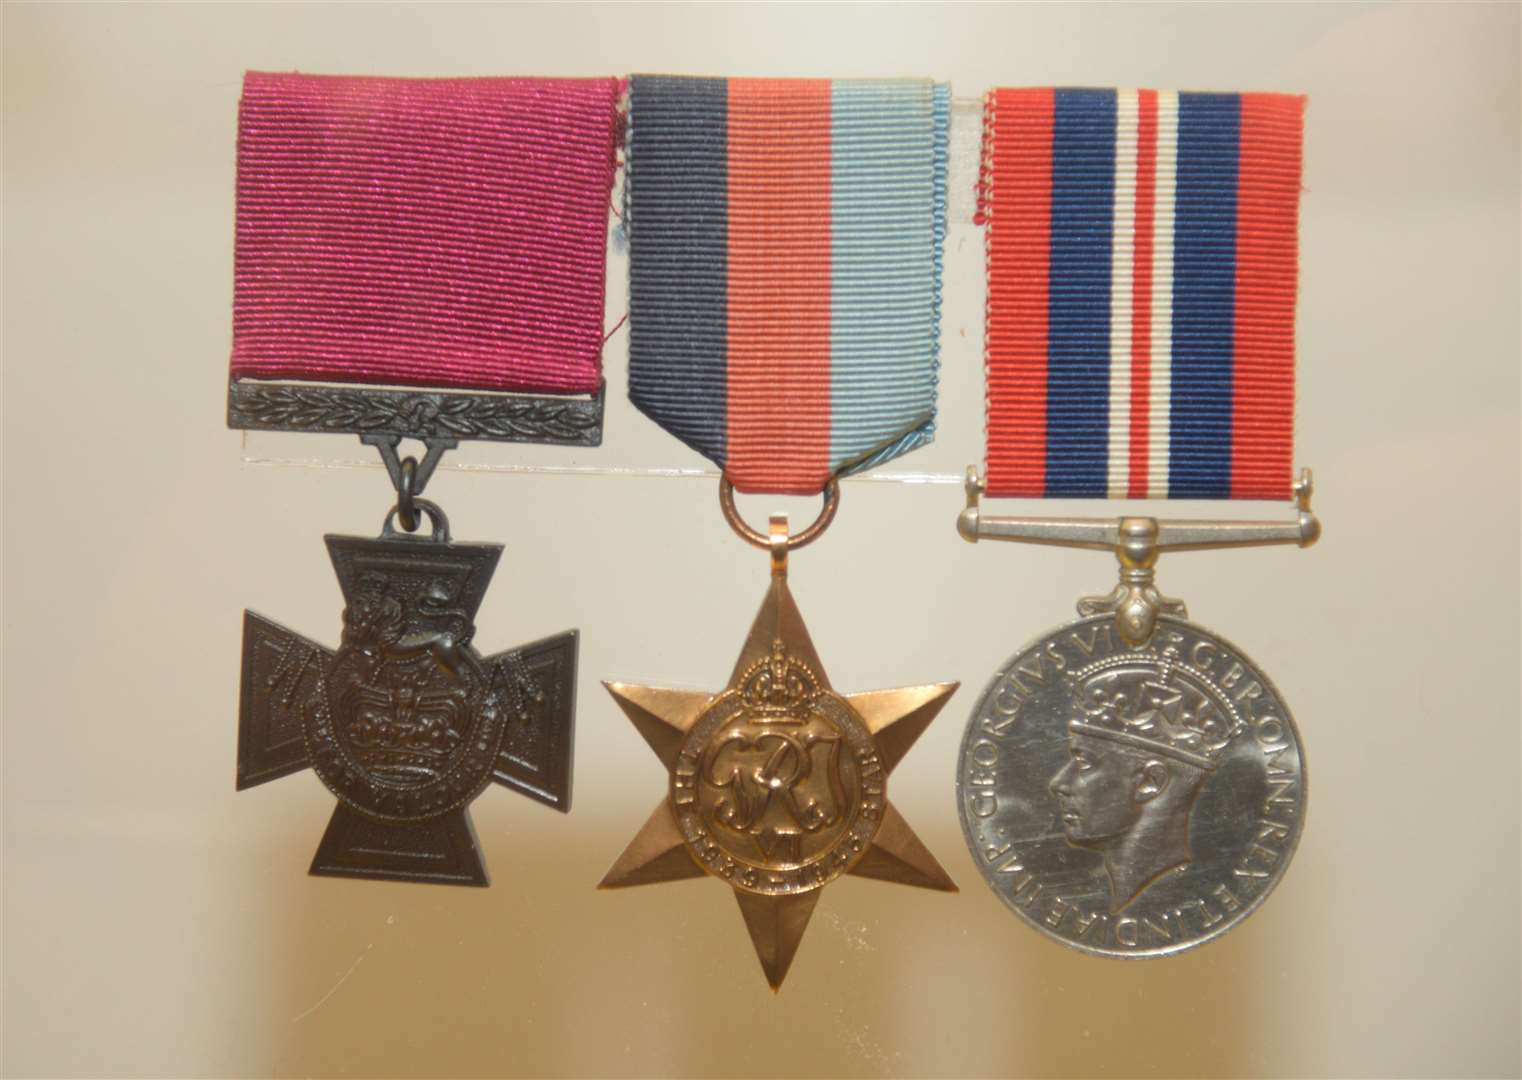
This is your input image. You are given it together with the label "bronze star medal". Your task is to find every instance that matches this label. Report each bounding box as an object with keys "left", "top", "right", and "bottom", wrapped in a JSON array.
[{"left": 601, "top": 516, "right": 958, "bottom": 989}]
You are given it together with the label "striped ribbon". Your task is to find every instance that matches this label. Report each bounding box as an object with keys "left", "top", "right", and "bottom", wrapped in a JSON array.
[
  {"left": 626, "top": 75, "right": 949, "bottom": 495},
  {"left": 231, "top": 73, "right": 619, "bottom": 395},
  {"left": 981, "top": 88, "right": 1304, "bottom": 500}
]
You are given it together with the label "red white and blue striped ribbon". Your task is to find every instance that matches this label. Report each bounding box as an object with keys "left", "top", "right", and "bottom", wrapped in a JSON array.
[
  {"left": 981, "top": 88, "right": 1304, "bottom": 500},
  {"left": 626, "top": 76, "right": 950, "bottom": 495}
]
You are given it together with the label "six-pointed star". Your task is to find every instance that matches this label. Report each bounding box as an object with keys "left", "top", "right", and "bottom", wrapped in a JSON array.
[{"left": 600, "top": 572, "right": 958, "bottom": 989}]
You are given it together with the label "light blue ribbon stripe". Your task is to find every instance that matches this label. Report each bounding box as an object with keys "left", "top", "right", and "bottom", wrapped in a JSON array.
[{"left": 830, "top": 80, "right": 950, "bottom": 475}]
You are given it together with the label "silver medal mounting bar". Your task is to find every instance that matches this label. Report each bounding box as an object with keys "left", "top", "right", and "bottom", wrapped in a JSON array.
[
  {"left": 957, "top": 466, "right": 1322, "bottom": 648},
  {"left": 227, "top": 379, "right": 605, "bottom": 447}
]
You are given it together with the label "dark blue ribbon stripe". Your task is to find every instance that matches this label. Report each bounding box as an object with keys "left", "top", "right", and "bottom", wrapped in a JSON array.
[
  {"left": 626, "top": 75, "right": 730, "bottom": 466},
  {"left": 1170, "top": 92, "right": 1241, "bottom": 498},
  {"left": 1045, "top": 88, "right": 1117, "bottom": 498}
]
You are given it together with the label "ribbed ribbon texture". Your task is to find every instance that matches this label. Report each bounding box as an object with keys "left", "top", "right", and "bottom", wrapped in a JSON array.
[
  {"left": 626, "top": 75, "right": 949, "bottom": 495},
  {"left": 231, "top": 72, "right": 618, "bottom": 394},
  {"left": 981, "top": 88, "right": 1303, "bottom": 500}
]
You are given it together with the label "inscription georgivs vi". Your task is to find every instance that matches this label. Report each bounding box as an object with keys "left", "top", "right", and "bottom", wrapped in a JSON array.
[
  {"left": 237, "top": 528, "right": 577, "bottom": 886},
  {"left": 956, "top": 614, "right": 1305, "bottom": 957}
]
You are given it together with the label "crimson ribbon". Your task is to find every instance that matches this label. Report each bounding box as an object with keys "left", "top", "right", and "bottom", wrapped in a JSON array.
[{"left": 231, "top": 73, "right": 620, "bottom": 396}]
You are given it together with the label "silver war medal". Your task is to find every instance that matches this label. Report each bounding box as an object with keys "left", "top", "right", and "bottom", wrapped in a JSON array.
[{"left": 954, "top": 468, "right": 1319, "bottom": 956}]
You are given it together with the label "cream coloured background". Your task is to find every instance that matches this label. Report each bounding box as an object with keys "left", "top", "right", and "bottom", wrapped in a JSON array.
[{"left": 4, "top": 3, "right": 1519, "bottom": 1077}]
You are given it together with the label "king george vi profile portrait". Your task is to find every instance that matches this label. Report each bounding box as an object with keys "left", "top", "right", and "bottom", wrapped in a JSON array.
[{"left": 1048, "top": 657, "right": 1248, "bottom": 914}]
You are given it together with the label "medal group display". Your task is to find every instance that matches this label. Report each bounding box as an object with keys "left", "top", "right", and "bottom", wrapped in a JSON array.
[{"left": 226, "top": 72, "right": 1318, "bottom": 980}]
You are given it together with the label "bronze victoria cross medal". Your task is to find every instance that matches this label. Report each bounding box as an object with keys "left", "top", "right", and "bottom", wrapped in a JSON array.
[
  {"left": 238, "top": 505, "right": 577, "bottom": 885},
  {"left": 226, "top": 74, "right": 621, "bottom": 884},
  {"left": 601, "top": 525, "right": 957, "bottom": 989}
]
